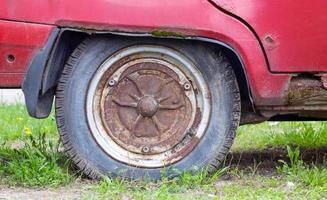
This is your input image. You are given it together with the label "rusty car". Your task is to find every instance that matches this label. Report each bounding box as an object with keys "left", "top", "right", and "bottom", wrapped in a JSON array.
[{"left": 1, "top": 0, "right": 327, "bottom": 179}]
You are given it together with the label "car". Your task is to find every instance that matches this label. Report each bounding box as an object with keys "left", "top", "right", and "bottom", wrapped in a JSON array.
[{"left": 1, "top": 0, "right": 327, "bottom": 179}]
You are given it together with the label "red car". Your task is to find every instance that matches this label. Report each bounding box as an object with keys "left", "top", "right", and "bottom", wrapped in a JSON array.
[{"left": 1, "top": 0, "right": 327, "bottom": 179}]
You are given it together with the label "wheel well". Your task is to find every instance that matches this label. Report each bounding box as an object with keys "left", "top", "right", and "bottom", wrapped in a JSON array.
[
  {"left": 39, "top": 30, "right": 254, "bottom": 120},
  {"left": 219, "top": 46, "right": 254, "bottom": 113},
  {"left": 41, "top": 30, "right": 87, "bottom": 94}
]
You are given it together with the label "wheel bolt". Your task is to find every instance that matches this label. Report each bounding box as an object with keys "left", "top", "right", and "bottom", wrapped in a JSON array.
[
  {"left": 142, "top": 146, "right": 150, "bottom": 153},
  {"left": 183, "top": 83, "right": 191, "bottom": 90},
  {"left": 108, "top": 79, "right": 116, "bottom": 86}
]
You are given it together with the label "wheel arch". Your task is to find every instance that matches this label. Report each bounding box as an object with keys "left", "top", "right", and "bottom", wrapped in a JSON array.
[{"left": 23, "top": 28, "right": 253, "bottom": 119}]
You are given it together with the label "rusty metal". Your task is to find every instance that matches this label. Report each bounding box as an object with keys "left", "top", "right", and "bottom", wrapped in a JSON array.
[
  {"left": 263, "top": 34, "right": 278, "bottom": 51},
  {"left": 259, "top": 105, "right": 327, "bottom": 111},
  {"left": 102, "top": 62, "right": 193, "bottom": 155},
  {"left": 86, "top": 45, "right": 211, "bottom": 167},
  {"left": 257, "top": 76, "right": 327, "bottom": 119},
  {"left": 239, "top": 112, "right": 268, "bottom": 125},
  {"left": 258, "top": 76, "right": 327, "bottom": 110},
  {"left": 287, "top": 76, "right": 327, "bottom": 106},
  {"left": 320, "top": 75, "right": 327, "bottom": 89}
]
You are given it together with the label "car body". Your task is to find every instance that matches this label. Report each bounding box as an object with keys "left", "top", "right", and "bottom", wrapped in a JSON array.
[{"left": 1, "top": 0, "right": 326, "bottom": 178}]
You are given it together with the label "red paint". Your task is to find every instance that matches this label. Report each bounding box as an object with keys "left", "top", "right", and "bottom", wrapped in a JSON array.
[
  {"left": 0, "top": 73, "right": 24, "bottom": 88},
  {"left": 211, "top": 0, "right": 327, "bottom": 72},
  {"left": 0, "top": 0, "right": 325, "bottom": 106},
  {"left": 0, "top": 20, "right": 54, "bottom": 86}
]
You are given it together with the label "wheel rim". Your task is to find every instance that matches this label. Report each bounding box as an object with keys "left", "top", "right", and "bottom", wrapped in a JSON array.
[{"left": 86, "top": 45, "right": 211, "bottom": 168}]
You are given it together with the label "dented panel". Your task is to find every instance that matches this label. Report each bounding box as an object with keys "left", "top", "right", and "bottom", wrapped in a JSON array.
[{"left": 211, "top": 0, "right": 327, "bottom": 72}]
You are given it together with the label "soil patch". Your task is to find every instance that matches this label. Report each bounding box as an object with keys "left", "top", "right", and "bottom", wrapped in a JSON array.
[
  {"left": 0, "top": 181, "right": 93, "bottom": 200},
  {"left": 226, "top": 146, "right": 327, "bottom": 170}
]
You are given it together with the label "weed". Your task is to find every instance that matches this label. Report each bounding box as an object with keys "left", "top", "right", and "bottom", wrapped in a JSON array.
[
  {"left": 270, "top": 123, "right": 327, "bottom": 148},
  {"left": 234, "top": 122, "right": 327, "bottom": 151},
  {"left": 84, "top": 168, "right": 228, "bottom": 200},
  {"left": 0, "top": 104, "right": 57, "bottom": 141},
  {"left": 247, "top": 159, "right": 262, "bottom": 176},
  {"left": 277, "top": 146, "right": 327, "bottom": 187},
  {"left": 227, "top": 167, "right": 245, "bottom": 179},
  {"left": 0, "top": 132, "right": 74, "bottom": 187}
]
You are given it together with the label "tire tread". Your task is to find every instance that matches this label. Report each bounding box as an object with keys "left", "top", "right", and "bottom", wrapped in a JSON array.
[{"left": 56, "top": 37, "right": 102, "bottom": 179}]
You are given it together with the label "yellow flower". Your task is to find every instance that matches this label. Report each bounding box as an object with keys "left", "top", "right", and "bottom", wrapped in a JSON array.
[{"left": 24, "top": 127, "right": 32, "bottom": 136}]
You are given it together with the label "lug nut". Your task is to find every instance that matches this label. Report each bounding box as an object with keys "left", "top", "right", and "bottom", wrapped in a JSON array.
[
  {"left": 108, "top": 79, "right": 116, "bottom": 86},
  {"left": 142, "top": 146, "right": 150, "bottom": 153},
  {"left": 183, "top": 83, "right": 191, "bottom": 90}
]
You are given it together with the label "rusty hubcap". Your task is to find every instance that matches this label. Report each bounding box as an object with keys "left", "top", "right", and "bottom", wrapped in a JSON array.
[
  {"left": 102, "top": 61, "right": 193, "bottom": 154},
  {"left": 86, "top": 46, "right": 211, "bottom": 167}
]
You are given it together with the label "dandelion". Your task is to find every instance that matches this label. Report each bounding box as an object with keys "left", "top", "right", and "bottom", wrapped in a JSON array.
[{"left": 24, "top": 126, "right": 32, "bottom": 136}]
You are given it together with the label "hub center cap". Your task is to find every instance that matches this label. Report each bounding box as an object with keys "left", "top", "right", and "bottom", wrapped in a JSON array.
[
  {"left": 137, "top": 96, "right": 158, "bottom": 117},
  {"left": 100, "top": 60, "right": 195, "bottom": 154}
]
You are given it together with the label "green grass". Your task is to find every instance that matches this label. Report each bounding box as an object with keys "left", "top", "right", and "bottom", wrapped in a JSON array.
[
  {"left": 84, "top": 169, "right": 228, "bottom": 200},
  {"left": 219, "top": 176, "right": 326, "bottom": 200},
  {"left": 0, "top": 104, "right": 74, "bottom": 187},
  {"left": 0, "top": 103, "right": 57, "bottom": 141},
  {"left": 83, "top": 167, "right": 327, "bottom": 200},
  {"left": 277, "top": 146, "right": 327, "bottom": 187},
  {"left": 233, "top": 122, "right": 327, "bottom": 151},
  {"left": 83, "top": 145, "right": 327, "bottom": 200},
  {"left": 0, "top": 132, "right": 74, "bottom": 187},
  {"left": 0, "top": 104, "right": 326, "bottom": 199}
]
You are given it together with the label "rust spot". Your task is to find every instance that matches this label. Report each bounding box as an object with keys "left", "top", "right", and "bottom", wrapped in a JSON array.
[
  {"left": 258, "top": 75, "right": 327, "bottom": 116},
  {"left": 164, "top": 134, "right": 200, "bottom": 163},
  {"left": 321, "top": 75, "right": 327, "bottom": 89},
  {"left": 190, "top": 107, "right": 202, "bottom": 133},
  {"left": 151, "top": 30, "right": 185, "bottom": 38},
  {"left": 165, "top": 108, "right": 203, "bottom": 163},
  {"left": 264, "top": 34, "right": 278, "bottom": 50},
  {"left": 287, "top": 76, "right": 327, "bottom": 105},
  {"left": 264, "top": 35, "right": 274, "bottom": 43}
]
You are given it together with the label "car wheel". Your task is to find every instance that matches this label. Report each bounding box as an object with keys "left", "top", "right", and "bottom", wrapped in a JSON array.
[{"left": 55, "top": 36, "right": 240, "bottom": 179}]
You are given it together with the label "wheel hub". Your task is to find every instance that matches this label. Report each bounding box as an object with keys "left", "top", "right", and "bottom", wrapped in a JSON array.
[
  {"left": 137, "top": 96, "right": 158, "bottom": 117},
  {"left": 102, "top": 61, "right": 194, "bottom": 154}
]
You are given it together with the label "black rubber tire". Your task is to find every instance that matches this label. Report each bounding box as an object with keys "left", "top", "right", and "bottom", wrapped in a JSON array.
[{"left": 55, "top": 36, "right": 241, "bottom": 179}]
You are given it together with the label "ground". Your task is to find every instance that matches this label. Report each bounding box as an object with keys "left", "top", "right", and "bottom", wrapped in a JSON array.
[
  {"left": 0, "top": 181, "right": 92, "bottom": 200},
  {"left": 0, "top": 103, "right": 326, "bottom": 199}
]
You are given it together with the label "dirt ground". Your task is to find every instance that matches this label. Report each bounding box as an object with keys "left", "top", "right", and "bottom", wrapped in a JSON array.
[
  {"left": 0, "top": 181, "right": 93, "bottom": 200},
  {"left": 226, "top": 146, "right": 327, "bottom": 169}
]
